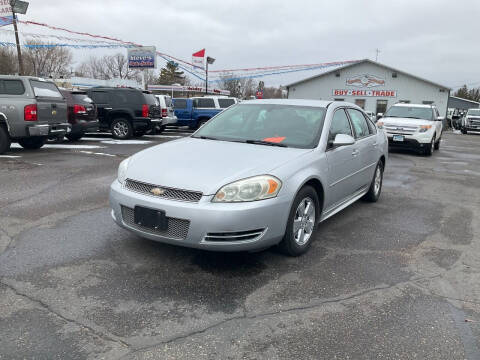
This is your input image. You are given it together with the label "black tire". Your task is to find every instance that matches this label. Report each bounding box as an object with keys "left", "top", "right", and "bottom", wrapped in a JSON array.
[
  {"left": 0, "top": 125, "right": 11, "bottom": 154},
  {"left": 424, "top": 135, "right": 435, "bottom": 156},
  {"left": 461, "top": 128, "right": 467, "bottom": 134},
  {"left": 434, "top": 138, "right": 441, "bottom": 150},
  {"left": 111, "top": 118, "right": 133, "bottom": 139},
  {"left": 18, "top": 137, "right": 46, "bottom": 150},
  {"left": 278, "top": 185, "right": 319, "bottom": 256},
  {"left": 363, "top": 160, "right": 384, "bottom": 202},
  {"left": 66, "top": 133, "right": 83, "bottom": 142}
]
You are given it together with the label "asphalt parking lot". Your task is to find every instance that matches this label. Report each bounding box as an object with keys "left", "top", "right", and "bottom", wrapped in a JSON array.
[{"left": 1, "top": 129, "right": 479, "bottom": 359}]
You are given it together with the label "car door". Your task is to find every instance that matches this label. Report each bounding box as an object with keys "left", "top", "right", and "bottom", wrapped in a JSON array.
[
  {"left": 346, "top": 108, "right": 378, "bottom": 190},
  {"left": 324, "top": 108, "right": 362, "bottom": 210},
  {"left": 173, "top": 99, "right": 190, "bottom": 120}
]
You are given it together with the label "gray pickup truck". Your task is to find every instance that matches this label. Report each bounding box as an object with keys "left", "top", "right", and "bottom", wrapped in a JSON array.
[{"left": 0, "top": 76, "right": 70, "bottom": 154}]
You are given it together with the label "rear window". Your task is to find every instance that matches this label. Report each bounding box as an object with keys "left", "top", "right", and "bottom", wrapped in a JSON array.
[
  {"left": 0, "top": 80, "right": 25, "bottom": 95},
  {"left": 72, "top": 93, "right": 93, "bottom": 103},
  {"left": 164, "top": 96, "right": 172, "bottom": 107},
  {"left": 194, "top": 98, "right": 215, "bottom": 108},
  {"left": 218, "top": 98, "right": 236, "bottom": 108},
  {"left": 30, "top": 80, "right": 63, "bottom": 98},
  {"left": 174, "top": 99, "right": 187, "bottom": 109},
  {"left": 143, "top": 93, "right": 158, "bottom": 105},
  {"left": 90, "top": 91, "right": 108, "bottom": 104}
]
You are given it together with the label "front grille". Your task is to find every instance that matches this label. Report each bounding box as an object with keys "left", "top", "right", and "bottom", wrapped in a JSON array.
[
  {"left": 121, "top": 206, "right": 190, "bottom": 240},
  {"left": 384, "top": 125, "right": 417, "bottom": 135},
  {"left": 204, "top": 229, "right": 266, "bottom": 242},
  {"left": 125, "top": 179, "right": 202, "bottom": 203}
]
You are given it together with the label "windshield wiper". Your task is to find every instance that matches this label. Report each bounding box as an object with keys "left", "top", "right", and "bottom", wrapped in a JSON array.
[
  {"left": 194, "top": 135, "right": 219, "bottom": 140},
  {"left": 244, "top": 139, "right": 288, "bottom": 147}
]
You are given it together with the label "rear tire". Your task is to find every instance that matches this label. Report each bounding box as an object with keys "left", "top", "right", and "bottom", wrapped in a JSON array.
[
  {"left": 0, "top": 125, "right": 11, "bottom": 154},
  {"left": 111, "top": 118, "right": 133, "bottom": 139},
  {"left": 18, "top": 137, "right": 45, "bottom": 150},
  {"left": 363, "top": 160, "right": 384, "bottom": 202},
  {"left": 278, "top": 186, "right": 319, "bottom": 257}
]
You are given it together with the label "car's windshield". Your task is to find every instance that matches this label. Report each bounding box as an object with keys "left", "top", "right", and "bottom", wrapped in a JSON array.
[
  {"left": 193, "top": 104, "right": 326, "bottom": 149},
  {"left": 384, "top": 106, "right": 433, "bottom": 120},
  {"left": 467, "top": 109, "right": 480, "bottom": 116}
]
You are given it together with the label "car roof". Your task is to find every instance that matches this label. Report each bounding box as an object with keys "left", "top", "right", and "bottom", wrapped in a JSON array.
[
  {"left": 240, "top": 99, "right": 332, "bottom": 107},
  {"left": 391, "top": 103, "right": 435, "bottom": 108}
]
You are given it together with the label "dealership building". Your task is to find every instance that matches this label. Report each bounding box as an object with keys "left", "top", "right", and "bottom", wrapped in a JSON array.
[{"left": 287, "top": 59, "right": 451, "bottom": 116}]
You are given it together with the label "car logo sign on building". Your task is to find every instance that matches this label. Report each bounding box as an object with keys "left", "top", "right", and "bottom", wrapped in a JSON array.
[{"left": 346, "top": 74, "right": 385, "bottom": 88}]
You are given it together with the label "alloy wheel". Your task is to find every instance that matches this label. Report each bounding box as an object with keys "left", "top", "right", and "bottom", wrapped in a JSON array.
[
  {"left": 293, "top": 197, "right": 316, "bottom": 246},
  {"left": 113, "top": 121, "right": 128, "bottom": 138},
  {"left": 374, "top": 166, "right": 382, "bottom": 196}
]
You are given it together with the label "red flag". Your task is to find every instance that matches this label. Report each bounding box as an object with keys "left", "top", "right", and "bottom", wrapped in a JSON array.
[
  {"left": 192, "top": 49, "right": 205, "bottom": 69},
  {"left": 192, "top": 49, "right": 205, "bottom": 57}
]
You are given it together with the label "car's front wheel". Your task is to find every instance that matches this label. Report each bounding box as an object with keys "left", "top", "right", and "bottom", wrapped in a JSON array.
[
  {"left": 279, "top": 185, "right": 319, "bottom": 256},
  {"left": 424, "top": 135, "right": 435, "bottom": 156}
]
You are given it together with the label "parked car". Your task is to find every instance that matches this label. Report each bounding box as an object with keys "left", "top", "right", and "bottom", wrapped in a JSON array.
[
  {"left": 0, "top": 75, "right": 70, "bottom": 154},
  {"left": 59, "top": 89, "right": 98, "bottom": 141},
  {"left": 461, "top": 108, "right": 480, "bottom": 134},
  {"left": 110, "top": 99, "right": 387, "bottom": 256},
  {"left": 377, "top": 103, "right": 443, "bottom": 156},
  {"left": 172, "top": 97, "right": 222, "bottom": 129},
  {"left": 85, "top": 87, "right": 161, "bottom": 139},
  {"left": 154, "top": 94, "right": 177, "bottom": 132},
  {"left": 209, "top": 96, "right": 238, "bottom": 109}
]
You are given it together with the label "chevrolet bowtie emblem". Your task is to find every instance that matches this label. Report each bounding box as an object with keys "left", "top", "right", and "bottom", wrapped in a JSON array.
[{"left": 151, "top": 187, "right": 165, "bottom": 196}]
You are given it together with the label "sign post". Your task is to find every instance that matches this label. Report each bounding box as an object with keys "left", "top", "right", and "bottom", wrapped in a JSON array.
[{"left": 7, "top": 0, "right": 29, "bottom": 75}]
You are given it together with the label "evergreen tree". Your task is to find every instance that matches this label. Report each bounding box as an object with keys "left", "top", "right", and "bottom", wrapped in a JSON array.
[{"left": 158, "top": 61, "right": 185, "bottom": 85}]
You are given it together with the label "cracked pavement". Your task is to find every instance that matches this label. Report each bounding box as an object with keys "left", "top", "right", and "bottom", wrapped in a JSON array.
[{"left": 1, "top": 131, "right": 479, "bottom": 359}]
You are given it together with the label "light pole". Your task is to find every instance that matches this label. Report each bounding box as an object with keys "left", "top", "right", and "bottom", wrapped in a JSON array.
[
  {"left": 205, "top": 56, "right": 215, "bottom": 95},
  {"left": 9, "top": 0, "right": 29, "bottom": 76}
]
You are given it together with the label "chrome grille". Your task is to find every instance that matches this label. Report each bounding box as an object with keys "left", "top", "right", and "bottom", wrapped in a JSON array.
[
  {"left": 384, "top": 125, "right": 417, "bottom": 135},
  {"left": 125, "top": 179, "right": 202, "bottom": 203},
  {"left": 121, "top": 206, "right": 190, "bottom": 240},
  {"left": 204, "top": 229, "right": 266, "bottom": 242}
]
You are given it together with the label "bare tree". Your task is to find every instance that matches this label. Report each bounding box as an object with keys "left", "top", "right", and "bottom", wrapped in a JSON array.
[
  {"left": 22, "top": 40, "right": 73, "bottom": 77},
  {"left": 76, "top": 53, "right": 140, "bottom": 81},
  {"left": 219, "top": 73, "right": 257, "bottom": 98},
  {"left": 0, "top": 47, "right": 17, "bottom": 75}
]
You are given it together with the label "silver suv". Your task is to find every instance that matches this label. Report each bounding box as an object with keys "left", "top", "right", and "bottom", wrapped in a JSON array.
[{"left": 0, "top": 76, "right": 70, "bottom": 154}]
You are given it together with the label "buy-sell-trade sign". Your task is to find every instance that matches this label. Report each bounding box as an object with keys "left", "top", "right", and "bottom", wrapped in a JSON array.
[{"left": 128, "top": 46, "right": 156, "bottom": 69}]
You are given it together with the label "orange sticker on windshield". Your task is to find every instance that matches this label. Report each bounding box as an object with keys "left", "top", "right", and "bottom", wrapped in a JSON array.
[{"left": 263, "top": 136, "right": 286, "bottom": 143}]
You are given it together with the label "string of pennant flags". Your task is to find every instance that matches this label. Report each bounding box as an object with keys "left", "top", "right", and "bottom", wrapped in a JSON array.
[{"left": 0, "top": 18, "right": 360, "bottom": 83}]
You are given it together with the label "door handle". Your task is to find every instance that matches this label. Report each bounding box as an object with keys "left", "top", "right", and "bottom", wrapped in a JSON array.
[
  {"left": 372, "top": 142, "right": 378, "bottom": 147},
  {"left": 352, "top": 149, "right": 359, "bottom": 156},
  {"left": 104, "top": 107, "right": 113, "bottom": 110}
]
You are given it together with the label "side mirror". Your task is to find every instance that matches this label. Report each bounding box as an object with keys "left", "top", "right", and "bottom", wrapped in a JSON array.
[{"left": 332, "top": 134, "right": 355, "bottom": 148}]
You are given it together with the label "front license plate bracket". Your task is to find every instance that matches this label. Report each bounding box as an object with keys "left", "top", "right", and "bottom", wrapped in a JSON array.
[{"left": 134, "top": 206, "right": 167, "bottom": 230}]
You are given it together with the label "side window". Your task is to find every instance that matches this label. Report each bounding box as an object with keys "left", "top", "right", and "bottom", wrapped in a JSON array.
[
  {"left": 90, "top": 91, "right": 108, "bottom": 104},
  {"left": 364, "top": 115, "right": 377, "bottom": 134},
  {"left": 328, "top": 109, "right": 352, "bottom": 145},
  {"left": 347, "top": 108, "right": 370, "bottom": 138},
  {"left": 173, "top": 99, "right": 187, "bottom": 109},
  {"left": 196, "top": 98, "right": 215, "bottom": 108},
  {"left": 0, "top": 80, "right": 25, "bottom": 95}
]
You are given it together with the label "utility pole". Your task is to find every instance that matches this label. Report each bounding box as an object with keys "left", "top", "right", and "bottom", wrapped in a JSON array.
[
  {"left": 12, "top": 11, "right": 24, "bottom": 75},
  {"left": 205, "top": 56, "right": 215, "bottom": 95}
]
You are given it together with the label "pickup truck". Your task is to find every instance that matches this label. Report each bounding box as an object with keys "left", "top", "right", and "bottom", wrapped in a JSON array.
[
  {"left": 172, "top": 97, "right": 222, "bottom": 129},
  {"left": 0, "top": 76, "right": 70, "bottom": 154}
]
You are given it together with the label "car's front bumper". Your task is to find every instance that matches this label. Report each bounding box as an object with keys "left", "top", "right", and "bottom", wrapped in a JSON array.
[
  {"left": 109, "top": 180, "right": 291, "bottom": 251},
  {"left": 386, "top": 131, "right": 433, "bottom": 149}
]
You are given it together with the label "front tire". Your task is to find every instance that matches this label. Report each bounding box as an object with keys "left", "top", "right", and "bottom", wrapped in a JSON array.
[
  {"left": 111, "top": 118, "right": 133, "bottom": 139},
  {"left": 461, "top": 128, "right": 467, "bottom": 134},
  {"left": 0, "top": 125, "right": 11, "bottom": 154},
  {"left": 363, "top": 160, "right": 384, "bottom": 202},
  {"left": 434, "top": 137, "right": 441, "bottom": 150},
  {"left": 278, "top": 186, "right": 319, "bottom": 256},
  {"left": 18, "top": 137, "right": 45, "bottom": 150},
  {"left": 424, "top": 135, "right": 435, "bottom": 156}
]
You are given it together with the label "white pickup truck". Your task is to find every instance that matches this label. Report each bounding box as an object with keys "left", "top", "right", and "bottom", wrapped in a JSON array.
[{"left": 377, "top": 103, "right": 443, "bottom": 156}]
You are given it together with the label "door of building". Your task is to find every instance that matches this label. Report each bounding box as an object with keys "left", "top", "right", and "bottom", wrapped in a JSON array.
[{"left": 376, "top": 100, "right": 388, "bottom": 115}]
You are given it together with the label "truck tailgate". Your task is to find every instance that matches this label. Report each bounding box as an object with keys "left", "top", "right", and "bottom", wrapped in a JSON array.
[{"left": 36, "top": 98, "right": 68, "bottom": 125}]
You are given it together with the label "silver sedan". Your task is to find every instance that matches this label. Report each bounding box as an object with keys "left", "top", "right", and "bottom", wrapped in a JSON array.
[{"left": 110, "top": 99, "right": 388, "bottom": 256}]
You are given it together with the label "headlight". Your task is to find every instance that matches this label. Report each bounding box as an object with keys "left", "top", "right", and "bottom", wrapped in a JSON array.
[
  {"left": 212, "top": 175, "right": 282, "bottom": 202},
  {"left": 419, "top": 125, "right": 432, "bottom": 133},
  {"left": 117, "top": 157, "right": 130, "bottom": 185}
]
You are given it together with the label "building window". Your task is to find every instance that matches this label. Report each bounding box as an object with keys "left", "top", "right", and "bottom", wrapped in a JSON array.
[
  {"left": 334, "top": 98, "right": 344, "bottom": 101},
  {"left": 376, "top": 100, "right": 388, "bottom": 115},
  {"left": 355, "top": 99, "right": 366, "bottom": 109},
  {"left": 422, "top": 101, "right": 434, "bottom": 105}
]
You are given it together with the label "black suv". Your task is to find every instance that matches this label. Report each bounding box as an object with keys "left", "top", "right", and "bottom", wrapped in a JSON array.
[{"left": 85, "top": 87, "right": 161, "bottom": 139}]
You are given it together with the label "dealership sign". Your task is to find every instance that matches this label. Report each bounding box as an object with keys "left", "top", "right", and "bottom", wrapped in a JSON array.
[
  {"left": 333, "top": 89, "right": 397, "bottom": 97},
  {"left": 127, "top": 46, "right": 156, "bottom": 69},
  {"left": 0, "top": 0, "right": 14, "bottom": 27}
]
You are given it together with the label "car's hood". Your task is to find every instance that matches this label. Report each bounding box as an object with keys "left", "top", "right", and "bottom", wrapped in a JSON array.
[
  {"left": 382, "top": 117, "right": 434, "bottom": 127},
  {"left": 126, "top": 137, "right": 311, "bottom": 195}
]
